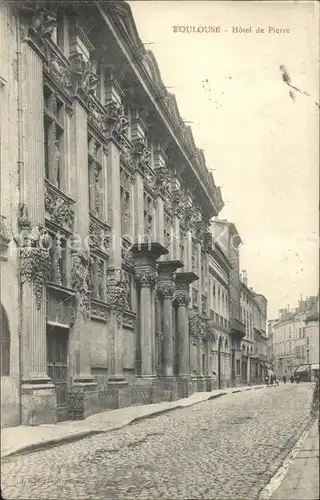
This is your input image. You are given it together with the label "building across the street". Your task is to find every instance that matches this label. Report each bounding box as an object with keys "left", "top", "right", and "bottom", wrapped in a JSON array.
[
  {"left": 0, "top": 0, "right": 268, "bottom": 427},
  {"left": 239, "top": 272, "right": 268, "bottom": 385},
  {"left": 272, "top": 296, "right": 319, "bottom": 379}
]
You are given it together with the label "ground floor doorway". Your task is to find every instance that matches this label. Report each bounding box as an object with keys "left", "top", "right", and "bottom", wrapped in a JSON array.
[{"left": 46, "top": 325, "right": 69, "bottom": 422}]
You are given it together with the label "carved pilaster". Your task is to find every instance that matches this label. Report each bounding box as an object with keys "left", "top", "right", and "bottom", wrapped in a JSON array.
[
  {"left": 20, "top": 223, "right": 52, "bottom": 309},
  {"left": 71, "top": 250, "right": 93, "bottom": 319},
  {"left": 106, "top": 268, "right": 128, "bottom": 326}
]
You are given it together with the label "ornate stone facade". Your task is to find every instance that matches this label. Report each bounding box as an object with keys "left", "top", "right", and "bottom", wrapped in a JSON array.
[{"left": 1, "top": 0, "right": 261, "bottom": 428}]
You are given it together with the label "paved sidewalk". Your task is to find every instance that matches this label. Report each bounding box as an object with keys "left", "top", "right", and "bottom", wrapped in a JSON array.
[
  {"left": 271, "top": 420, "right": 319, "bottom": 500},
  {"left": 1, "top": 384, "right": 269, "bottom": 459}
]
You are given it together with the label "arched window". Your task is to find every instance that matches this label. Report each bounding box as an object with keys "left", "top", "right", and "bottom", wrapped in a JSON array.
[{"left": 1, "top": 304, "right": 10, "bottom": 376}]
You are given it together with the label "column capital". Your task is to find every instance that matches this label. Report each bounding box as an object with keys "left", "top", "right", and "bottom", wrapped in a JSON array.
[
  {"left": 157, "top": 281, "right": 175, "bottom": 300},
  {"left": 174, "top": 290, "right": 190, "bottom": 307},
  {"left": 135, "top": 268, "right": 158, "bottom": 289}
]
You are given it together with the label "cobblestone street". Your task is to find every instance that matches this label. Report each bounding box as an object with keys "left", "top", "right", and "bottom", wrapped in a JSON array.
[{"left": 1, "top": 384, "right": 315, "bottom": 500}]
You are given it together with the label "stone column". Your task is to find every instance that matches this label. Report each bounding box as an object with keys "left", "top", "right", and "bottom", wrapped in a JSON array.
[
  {"left": 158, "top": 261, "right": 183, "bottom": 379},
  {"left": 136, "top": 269, "right": 158, "bottom": 376},
  {"left": 19, "top": 42, "right": 56, "bottom": 425},
  {"left": 247, "top": 355, "right": 251, "bottom": 385},
  {"left": 174, "top": 272, "right": 199, "bottom": 397},
  {"left": 132, "top": 243, "right": 168, "bottom": 379}
]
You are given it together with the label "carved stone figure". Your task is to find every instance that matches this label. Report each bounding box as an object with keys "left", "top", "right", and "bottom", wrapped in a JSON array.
[
  {"left": 29, "top": 7, "right": 57, "bottom": 39},
  {"left": 71, "top": 250, "right": 93, "bottom": 318},
  {"left": 113, "top": 113, "right": 129, "bottom": 138}
]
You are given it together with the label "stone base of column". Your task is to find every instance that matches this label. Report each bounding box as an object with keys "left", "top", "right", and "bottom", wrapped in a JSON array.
[
  {"left": 68, "top": 380, "right": 98, "bottom": 420},
  {"left": 196, "top": 376, "right": 207, "bottom": 393},
  {"left": 205, "top": 377, "right": 214, "bottom": 392},
  {"left": 21, "top": 382, "right": 56, "bottom": 425},
  {"left": 131, "top": 377, "right": 154, "bottom": 406},
  {"left": 107, "top": 379, "right": 130, "bottom": 408},
  {"left": 177, "top": 377, "right": 193, "bottom": 399},
  {"left": 158, "top": 377, "right": 179, "bottom": 401}
]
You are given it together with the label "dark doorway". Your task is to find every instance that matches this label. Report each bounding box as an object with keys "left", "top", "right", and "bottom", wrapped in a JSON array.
[{"left": 47, "top": 326, "right": 69, "bottom": 422}]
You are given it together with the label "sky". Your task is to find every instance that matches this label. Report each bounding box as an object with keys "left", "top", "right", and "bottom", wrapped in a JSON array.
[{"left": 128, "top": 0, "right": 319, "bottom": 318}]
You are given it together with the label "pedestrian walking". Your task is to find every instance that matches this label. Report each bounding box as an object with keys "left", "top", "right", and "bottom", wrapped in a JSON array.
[
  {"left": 283, "top": 375, "right": 287, "bottom": 384},
  {"left": 290, "top": 375, "right": 294, "bottom": 383},
  {"left": 275, "top": 377, "right": 279, "bottom": 386}
]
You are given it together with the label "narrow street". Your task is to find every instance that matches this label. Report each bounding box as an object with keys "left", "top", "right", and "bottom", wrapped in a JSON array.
[{"left": 1, "top": 384, "right": 315, "bottom": 500}]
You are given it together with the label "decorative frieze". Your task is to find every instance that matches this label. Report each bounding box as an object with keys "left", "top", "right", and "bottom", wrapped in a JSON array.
[
  {"left": 20, "top": 223, "right": 52, "bottom": 309},
  {"left": 91, "top": 298, "right": 108, "bottom": 322},
  {"left": 89, "top": 214, "right": 110, "bottom": 255},
  {"left": 71, "top": 250, "right": 93, "bottom": 319},
  {"left": 44, "top": 181, "right": 75, "bottom": 232},
  {"left": 44, "top": 47, "right": 72, "bottom": 93}
]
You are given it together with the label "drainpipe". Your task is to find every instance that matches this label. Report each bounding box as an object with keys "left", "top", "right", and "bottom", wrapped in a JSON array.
[{"left": 16, "top": 10, "right": 24, "bottom": 426}]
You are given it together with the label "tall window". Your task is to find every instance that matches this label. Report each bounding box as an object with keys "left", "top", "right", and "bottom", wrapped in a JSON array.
[
  {"left": 44, "top": 85, "right": 65, "bottom": 190},
  {"left": 120, "top": 167, "right": 131, "bottom": 236},
  {"left": 143, "top": 192, "right": 153, "bottom": 239},
  {"left": 88, "top": 136, "right": 102, "bottom": 218}
]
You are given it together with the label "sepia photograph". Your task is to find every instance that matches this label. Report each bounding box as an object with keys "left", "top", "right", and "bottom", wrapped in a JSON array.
[{"left": 0, "top": 1, "right": 319, "bottom": 499}]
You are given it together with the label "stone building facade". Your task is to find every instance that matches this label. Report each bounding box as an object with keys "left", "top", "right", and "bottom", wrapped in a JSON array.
[
  {"left": 240, "top": 273, "right": 268, "bottom": 385},
  {"left": 1, "top": 0, "right": 231, "bottom": 426},
  {"left": 272, "top": 296, "right": 319, "bottom": 378}
]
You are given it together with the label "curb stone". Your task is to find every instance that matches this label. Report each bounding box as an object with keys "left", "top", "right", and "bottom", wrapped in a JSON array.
[{"left": 1, "top": 384, "right": 268, "bottom": 459}]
